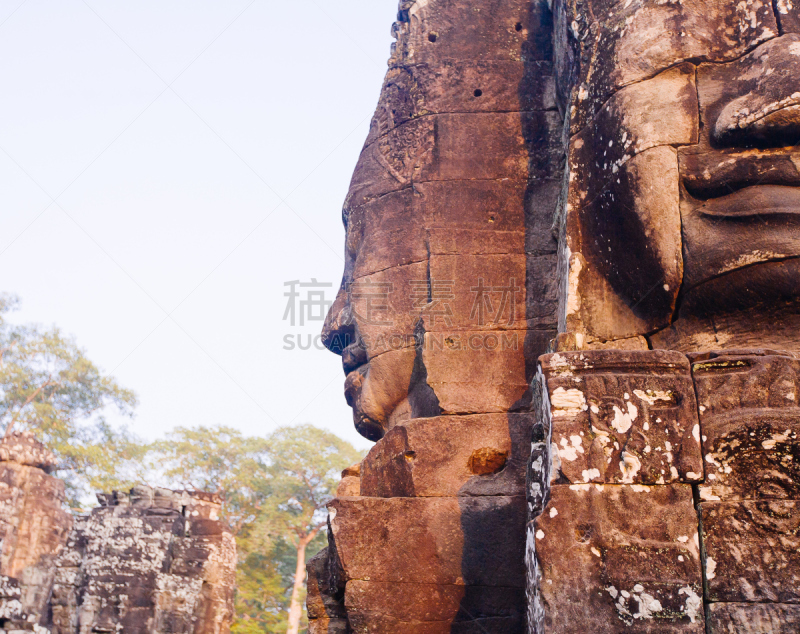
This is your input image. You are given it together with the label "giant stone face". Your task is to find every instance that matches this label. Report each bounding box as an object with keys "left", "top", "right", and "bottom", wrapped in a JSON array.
[
  {"left": 321, "top": 0, "right": 563, "bottom": 441},
  {"left": 555, "top": 0, "right": 800, "bottom": 353}
]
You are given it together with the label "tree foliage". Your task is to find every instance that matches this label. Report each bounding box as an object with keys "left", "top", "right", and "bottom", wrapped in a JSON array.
[
  {"left": 0, "top": 294, "right": 365, "bottom": 630},
  {"left": 0, "top": 295, "right": 140, "bottom": 506},
  {"left": 152, "top": 424, "right": 362, "bottom": 633}
]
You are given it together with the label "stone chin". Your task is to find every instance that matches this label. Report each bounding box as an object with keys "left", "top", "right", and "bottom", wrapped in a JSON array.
[{"left": 344, "top": 347, "right": 417, "bottom": 442}]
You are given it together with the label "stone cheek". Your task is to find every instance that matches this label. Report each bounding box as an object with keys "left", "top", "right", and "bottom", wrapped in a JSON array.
[{"left": 558, "top": 65, "right": 697, "bottom": 343}]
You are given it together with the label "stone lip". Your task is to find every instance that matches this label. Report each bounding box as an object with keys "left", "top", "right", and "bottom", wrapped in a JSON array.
[{"left": 0, "top": 431, "right": 58, "bottom": 473}]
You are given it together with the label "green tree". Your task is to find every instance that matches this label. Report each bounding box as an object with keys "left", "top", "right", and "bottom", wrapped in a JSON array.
[
  {"left": 153, "top": 425, "right": 272, "bottom": 535},
  {"left": 154, "top": 424, "right": 362, "bottom": 634},
  {"left": 261, "top": 425, "right": 361, "bottom": 634},
  {"left": 0, "top": 294, "right": 140, "bottom": 506}
]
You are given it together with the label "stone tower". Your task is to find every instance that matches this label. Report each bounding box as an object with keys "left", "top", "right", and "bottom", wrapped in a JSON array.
[{"left": 312, "top": 0, "right": 800, "bottom": 632}]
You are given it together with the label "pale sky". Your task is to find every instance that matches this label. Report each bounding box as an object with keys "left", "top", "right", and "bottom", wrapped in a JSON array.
[{"left": 0, "top": 0, "right": 399, "bottom": 451}]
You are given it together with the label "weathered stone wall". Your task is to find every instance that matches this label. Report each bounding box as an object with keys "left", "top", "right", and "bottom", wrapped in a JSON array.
[
  {"left": 528, "top": 349, "right": 800, "bottom": 633},
  {"left": 0, "top": 432, "right": 73, "bottom": 631},
  {"left": 50, "top": 485, "right": 236, "bottom": 634},
  {"left": 0, "top": 433, "right": 235, "bottom": 633}
]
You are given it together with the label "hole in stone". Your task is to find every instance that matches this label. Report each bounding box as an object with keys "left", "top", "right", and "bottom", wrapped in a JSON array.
[
  {"left": 515, "top": 22, "right": 523, "bottom": 31},
  {"left": 468, "top": 447, "right": 509, "bottom": 475},
  {"left": 474, "top": 89, "right": 483, "bottom": 97},
  {"left": 428, "top": 32, "right": 438, "bottom": 42}
]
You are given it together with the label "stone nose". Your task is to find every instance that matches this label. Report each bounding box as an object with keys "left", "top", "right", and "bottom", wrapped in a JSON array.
[
  {"left": 321, "top": 286, "right": 355, "bottom": 355},
  {"left": 712, "top": 35, "right": 800, "bottom": 148}
]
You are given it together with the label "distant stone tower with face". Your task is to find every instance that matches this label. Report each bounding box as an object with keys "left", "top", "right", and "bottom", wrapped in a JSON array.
[{"left": 309, "top": 1, "right": 800, "bottom": 632}]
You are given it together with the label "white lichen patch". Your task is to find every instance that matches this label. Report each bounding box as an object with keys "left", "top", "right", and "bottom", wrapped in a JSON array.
[
  {"left": 551, "top": 387, "right": 588, "bottom": 418},
  {"left": 566, "top": 254, "right": 583, "bottom": 317},
  {"left": 610, "top": 402, "right": 638, "bottom": 434},
  {"left": 633, "top": 389, "right": 674, "bottom": 405},
  {"left": 619, "top": 451, "right": 641, "bottom": 483},
  {"left": 705, "top": 557, "right": 717, "bottom": 581},
  {"left": 582, "top": 468, "right": 602, "bottom": 481},
  {"left": 678, "top": 586, "right": 702, "bottom": 623},
  {"left": 557, "top": 435, "right": 585, "bottom": 462}
]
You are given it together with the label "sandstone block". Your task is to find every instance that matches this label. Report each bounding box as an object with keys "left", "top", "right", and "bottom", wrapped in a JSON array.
[
  {"left": 557, "top": 0, "right": 777, "bottom": 133},
  {"left": 563, "top": 146, "right": 683, "bottom": 339},
  {"left": 692, "top": 351, "right": 800, "bottom": 501},
  {"left": 698, "top": 412, "right": 799, "bottom": 502},
  {"left": 706, "top": 602, "right": 800, "bottom": 633},
  {"left": 422, "top": 329, "right": 529, "bottom": 414},
  {"left": 530, "top": 484, "right": 704, "bottom": 633},
  {"left": 700, "top": 500, "right": 800, "bottom": 604},
  {"left": 366, "top": 60, "right": 556, "bottom": 144},
  {"left": 426, "top": 253, "right": 527, "bottom": 331},
  {"left": 390, "top": 0, "right": 548, "bottom": 68},
  {"left": 427, "top": 228, "right": 524, "bottom": 257},
  {"left": 415, "top": 179, "right": 527, "bottom": 234},
  {"left": 328, "top": 496, "right": 526, "bottom": 587},
  {"left": 414, "top": 113, "right": 556, "bottom": 183},
  {"left": 345, "top": 581, "right": 525, "bottom": 633},
  {"left": 537, "top": 350, "right": 702, "bottom": 485},
  {"left": 360, "top": 413, "right": 533, "bottom": 497}
]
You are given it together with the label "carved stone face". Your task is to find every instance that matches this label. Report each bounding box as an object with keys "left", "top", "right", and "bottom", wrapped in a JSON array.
[
  {"left": 679, "top": 36, "right": 800, "bottom": 327},
  {"left": 321, "top": 0, "right": 563, "bottom": 441},
  {"left": 556, "top": 0, "right": 800, "bottom": 352}
]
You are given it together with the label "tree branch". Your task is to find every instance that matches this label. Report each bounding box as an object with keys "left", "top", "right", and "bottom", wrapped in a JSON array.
[{"left": 5, "top": 380, "right": 54, "bottom": 438}]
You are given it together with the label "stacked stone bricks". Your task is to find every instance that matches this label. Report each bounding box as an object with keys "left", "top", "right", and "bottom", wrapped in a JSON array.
[
  {"left": 50, "top": 485, "right": 236, "bottom": 633},
  {"left": 530, "top": 350, "right": 800, "bottom": 632},
  {"left": 0, "top": 432, "right": 235, "bottom": 633},
  {"left": 309, "top": 0, "right": 565, "bottom": 631},
  {"left": 0, "top": 432, "right": 72, "bottom": 631}
]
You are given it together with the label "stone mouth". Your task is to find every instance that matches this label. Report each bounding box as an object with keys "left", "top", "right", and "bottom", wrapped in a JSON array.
[{"left": 681, "top": 155, "right": 800, "bottom": 200}]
